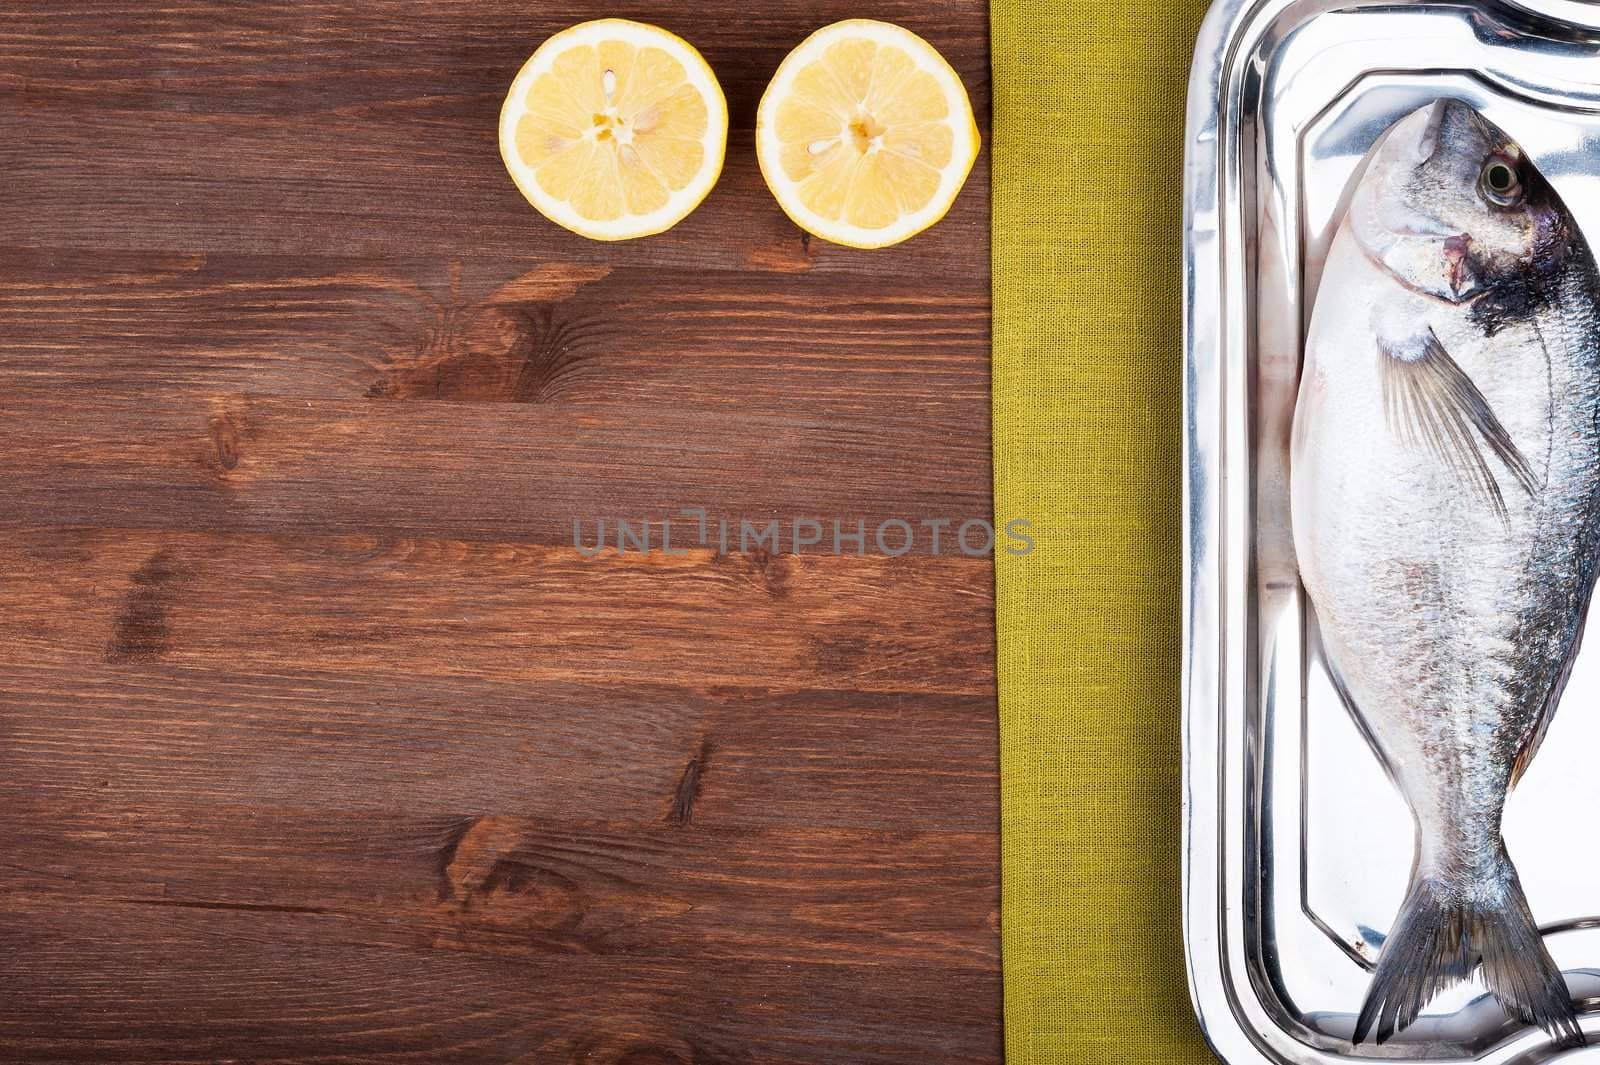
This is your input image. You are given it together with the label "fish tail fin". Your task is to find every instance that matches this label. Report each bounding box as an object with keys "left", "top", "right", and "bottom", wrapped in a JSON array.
[
  {"left": 1478, "top": 868, "right": 1584, "bottom": 1048},
  {"left": 1354, "top": 860, "right": 1583, "bottom": 1048},
  {"left": 1353, "top": 874, "right": 1477, "bottom": 1045}
]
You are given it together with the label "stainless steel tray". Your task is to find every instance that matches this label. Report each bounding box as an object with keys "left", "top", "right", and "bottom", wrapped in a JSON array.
[{"left": 1182, "top": 2, "right": 1600, "bottom": 1062}]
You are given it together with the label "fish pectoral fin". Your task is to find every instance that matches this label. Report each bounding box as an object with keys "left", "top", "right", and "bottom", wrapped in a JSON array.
[{"left": 1377, "top": 326, "right": 1539, "bottom": 518}]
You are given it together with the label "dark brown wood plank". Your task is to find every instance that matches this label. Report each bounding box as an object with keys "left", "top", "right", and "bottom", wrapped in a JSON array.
[
  {"left": 0, "top": 390, "right": 994, "bottom": 547},
  {"left": 0, "top": 2, "right": 990, "bottom": 272},
  {"left": 0, "top": 252, "right": 989, "bottom": 406},
  {"left": 0, "top": 799, "right": 997, "bottom": 970},
  {"left": 0, "top": 666, "right": 996, "bottom": 832},
  {"left": 5, "top": 103, "right": 989, "bottom": 276},
  {"left": 0, "top": 0, "right": 991, "bottom": 119},
  {"left": 0, "top": 527, "right": 992, "bottom": 694},
  {"left": 0, "top": 901, "right": 1001, "bottom": 1064}
]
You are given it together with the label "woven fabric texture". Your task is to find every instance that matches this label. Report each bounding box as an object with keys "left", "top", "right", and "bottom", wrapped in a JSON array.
[{"left": 990, "top": 2, "right": 1217, "bottom": 1062}]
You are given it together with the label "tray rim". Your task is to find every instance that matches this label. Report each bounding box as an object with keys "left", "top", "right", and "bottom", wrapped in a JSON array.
[{"left": 1181, "top": 1, "right": 1600, "bottom": 1063}]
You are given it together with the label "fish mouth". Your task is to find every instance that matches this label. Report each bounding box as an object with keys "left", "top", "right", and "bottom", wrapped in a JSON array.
[{"left": 1441, "top": 235, "right": 1479, "bottom": 301}]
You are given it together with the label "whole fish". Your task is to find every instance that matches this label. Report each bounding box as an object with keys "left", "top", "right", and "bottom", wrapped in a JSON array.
[{"left": 1291, "top": 98, "right": 1600, "bottom": 1047}]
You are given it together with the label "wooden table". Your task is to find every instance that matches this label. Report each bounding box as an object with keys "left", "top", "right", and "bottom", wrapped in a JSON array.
[{"left": 0, "top": 3, "right": 998, "bottom": 1062}]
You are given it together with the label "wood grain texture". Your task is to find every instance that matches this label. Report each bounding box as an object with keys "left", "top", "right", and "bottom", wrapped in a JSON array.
[
  {"left": 0, "top": 799, "right": 997, "bottom": 968},
  {"left": 0, "top": 527, "right": 992, "bottom": 696},
  {"left": 1, "top": 1, "right": 989, "bottom": 268},
  {"left": 0, "top": 901, "right": 998, "bottom": 1065},
  {"left": 0, "top": 666, "right": 996, "bottom": 832},
  {"left": 0, "top": 0, "right": 998, "bottom": 1062},
  {"left": 0, "top": 388, "right": 991, "bottom": 546}
]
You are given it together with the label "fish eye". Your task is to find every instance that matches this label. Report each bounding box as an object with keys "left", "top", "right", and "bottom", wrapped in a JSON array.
[{"left": 1480, "top": 154, "right": 1524, "bottom": 206}]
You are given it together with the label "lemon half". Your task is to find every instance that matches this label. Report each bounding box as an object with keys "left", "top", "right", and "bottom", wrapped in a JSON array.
[
  {"left": 756, "top": 20, "right": 980, "bottom": 249},
  {"left": 499, "top": 19, "right": 728, "bottom": 241}
]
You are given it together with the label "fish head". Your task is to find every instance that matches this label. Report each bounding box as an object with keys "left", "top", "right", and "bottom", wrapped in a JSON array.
[{"left": 1349, "top": 99, "right": 1573, "bottom": 312}]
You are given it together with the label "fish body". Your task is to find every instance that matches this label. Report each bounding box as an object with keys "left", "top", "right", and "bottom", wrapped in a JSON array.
[{"left": 1291, "top": 99, "right": 1600, "bottom": 1047}]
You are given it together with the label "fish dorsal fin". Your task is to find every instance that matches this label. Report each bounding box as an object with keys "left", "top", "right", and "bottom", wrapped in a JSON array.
[
  {"left": 1413, "top": 100, "right": 1449, "bottom": 165},
  {"left": 1377, "top": 326, "right": 1538, "bottom": 519}
]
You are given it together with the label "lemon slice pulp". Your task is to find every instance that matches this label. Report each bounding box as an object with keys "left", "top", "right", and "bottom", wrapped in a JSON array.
[
  {"left": 499, "top": 19, "right": 728, "bottom": 241},
  {"left": 756, "top": 19, "right": 979, "bottom": 249}
]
